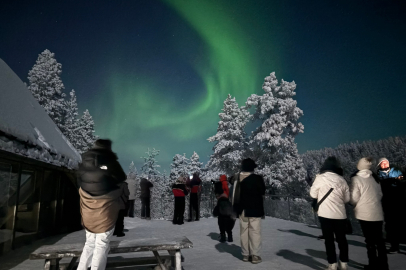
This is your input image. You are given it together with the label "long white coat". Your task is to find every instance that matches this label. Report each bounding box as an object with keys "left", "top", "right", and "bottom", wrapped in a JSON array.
[
  {"left": 310, "top": 172, "right": 350, "bottom": 219},
  {"left": 126, "top": 178, "right": 137, "bottom": 200},
  {"left": 350, "top": 170, "right": 384, "bottom": 221}
]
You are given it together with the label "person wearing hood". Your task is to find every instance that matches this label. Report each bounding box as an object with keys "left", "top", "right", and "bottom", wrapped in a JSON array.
[
  {"left": 232, "top": 158, "right": 266, "bottom": 264},
  {"left": 350, "top": 157, "right": 388, "bottom": 270},
  {"left": 125, "top": 177, "right": 137, "bottom": 218},
  {"left": 140, "top": 178, "right": 153, "bottom": 220},
  {"left": 310, "top": 156, "right": 350, "bottom": 270},
  {"left": 213, "top": 181, "right": 236, "bottom": 242},
  {"left": 219, "top": 174, "right": 230, "bottom": 198},
  {"left": 377, "top": 157, "right": 405, "bottom": 254},
  {"left": 77, "top": 139, "right": 127, "bottom": 270},
  {"left": 172, "top": 176, "right": 189, "bottom": 225},
  {"left": 187, "top": 173, "right": 202, "bottom": 222}
]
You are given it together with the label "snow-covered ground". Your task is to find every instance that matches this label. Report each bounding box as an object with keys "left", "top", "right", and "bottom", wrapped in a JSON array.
[{"left": 0, "top": 217, "right": 404, "bottom": 270}]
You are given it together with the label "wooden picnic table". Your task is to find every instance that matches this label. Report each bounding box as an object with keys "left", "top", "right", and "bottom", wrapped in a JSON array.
[{"left": 29, "top": 236, "right": 193, "bottom": 270}]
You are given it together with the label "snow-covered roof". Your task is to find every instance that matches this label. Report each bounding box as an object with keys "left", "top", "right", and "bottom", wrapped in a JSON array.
[{"left": 0, "top": 59, "right": 81, "bottom": 169}]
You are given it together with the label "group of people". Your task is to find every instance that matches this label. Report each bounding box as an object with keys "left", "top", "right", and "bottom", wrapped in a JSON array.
[
  {"left": 310, "top": 156, "right": 404, "bottom": 270},
  {"left": 74, "top": 138, "right": 404, "bottom": 270},
  {"left": 171, "top": 173, "right": 202, "bottom": 224}
]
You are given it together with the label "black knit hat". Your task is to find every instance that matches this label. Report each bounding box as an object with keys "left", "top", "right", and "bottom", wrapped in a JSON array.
[
  {"left": 241, "top": 158, "right": 257, "bottom": 172},
  {"left": 93, "top": 139, "right": 112, "bottom": 150},
  {"left": 320, "top": 156, "right": 343, "bottom": 176}
]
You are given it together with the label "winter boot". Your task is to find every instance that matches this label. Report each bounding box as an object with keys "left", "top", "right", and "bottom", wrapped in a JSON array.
[
  {"left": 325, "top": 263, "right": 337, "bottom": 270},
  {"left": 251, "top": 256, "right": 262, "bottom": 264},
  {"left": 338, "top": 261, "right": 348, "bottom": 270},
  {"left": 227, "top": 233, "right": 233, "bottom": 242},
  {"left": 242, "top": 255, "right": 250, "bottom": 262},
  {"left": 219, "top": 233, "right": 226, "bottom": 243}
]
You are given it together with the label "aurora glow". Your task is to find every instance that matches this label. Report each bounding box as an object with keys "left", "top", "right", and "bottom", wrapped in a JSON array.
[{"left": 2, "top": 1, "right": 406, "bottom": 172}]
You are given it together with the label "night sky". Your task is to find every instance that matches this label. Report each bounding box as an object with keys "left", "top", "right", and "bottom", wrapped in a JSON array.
[{"left": 1, "top": 0, "right": 406, "bottom": 172}]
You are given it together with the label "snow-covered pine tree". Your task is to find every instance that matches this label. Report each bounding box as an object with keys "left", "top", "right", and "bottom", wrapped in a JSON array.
[
  {"left": 28, "top": 49, "right": 67, "bottom": 133},
  {"left": 246, "top": 72, "right": 307, "bottom": 196},
  {"left": 170, "top": 153, "right": 189, "bottom": 181},
  {"left": 188, "top": 151, "right": 203, "bottom": 176},
  {"left": 128, "top": 161, "right": 137, "bottom": 180},
  {"left": 64, "top": 89, "right": 83, "bottom": 150},
  {"left": 140, "top": 148, "right": 161, "bottom": 179},
  {"left": 207, "top": 94, "right": 250, "bottom": 176},
  {"left": 77, "top": 109, "right": 97, "bottom": 153}
]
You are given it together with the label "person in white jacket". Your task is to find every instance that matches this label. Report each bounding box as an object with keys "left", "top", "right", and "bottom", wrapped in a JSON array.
[
  {"left": 310, "top": 156, "right": 350, "bottom": 270},
  {"left": 350, "top": 157, "right": 388, "bottom": 270}
]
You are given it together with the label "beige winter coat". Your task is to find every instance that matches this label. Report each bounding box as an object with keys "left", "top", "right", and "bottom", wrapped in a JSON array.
[
  {"left": 79, "top": 182, "right": 128, "bottom": 233},
  {"left": 310, "top": 172, "right": 350, "bottom": 219},
  {"left": 350, "top": 170, "right": 384, "bottom": 221}
]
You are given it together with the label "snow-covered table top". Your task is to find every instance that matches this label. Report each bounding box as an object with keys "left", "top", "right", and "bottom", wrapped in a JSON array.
[{"left": 29, "top": 236, "right": 193, "bottom": 259}]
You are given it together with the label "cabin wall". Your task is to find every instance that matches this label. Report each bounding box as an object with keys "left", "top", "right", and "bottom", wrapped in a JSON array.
[{"left": 0, "top": 151, "right": 81, "bottom": 256}]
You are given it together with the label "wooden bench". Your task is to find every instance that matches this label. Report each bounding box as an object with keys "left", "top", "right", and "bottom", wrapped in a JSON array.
[{"left": 29, "top": 236, "right": 193, "bottom": 270}]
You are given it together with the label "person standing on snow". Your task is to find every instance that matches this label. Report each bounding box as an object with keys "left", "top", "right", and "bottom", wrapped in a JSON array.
[
  {"left": 232, "top": 158, "right": 266, "bottom": 264},
  {"left": 350, "top": 157, "right": 388, "bottom": 270},
  {"left": 172, "top": 176, "right": 189, "bottom": 225},
  {"left": 213, "top": 181, "right": 236, "bottom": 242},
  {"left": 310, "top": 156, "right": 350, "bottom": 270},
  {"left": 77, "top": 139, "right": 127, "bottom": 270},
  {"left": 377, "top": 157, "right": 405, "bottom": 254},
  {"left": 140, "top": 178, "right": 153, "bottom": 220},
  {"left": 187, "top": 173, "right": 202, "bottom": 221},
  {"left": 219, "top": 174, "right": 230, "bottom": 198},
  {"left": 125, "top": 177, "right": 137, "bottom": 218}
]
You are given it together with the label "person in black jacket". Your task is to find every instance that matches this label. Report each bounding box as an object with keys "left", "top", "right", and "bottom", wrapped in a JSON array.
[
  {"left": 232, "top": 158, "right": 266, "bottom": 264},
  {"left": 213, "top": 181, "right": 236, "bottom": 242},
  {"left": 78, "top": 139, "right": 127, "bottom": 196},
  {"left": 140, "top": 178, "right": 153, "bottom": 220},
  {"left": 187, "top": 173, "right": 202, "bottom": 222},
  {"left": 172, "top": 176, "right": 189, "bottom": 225}
]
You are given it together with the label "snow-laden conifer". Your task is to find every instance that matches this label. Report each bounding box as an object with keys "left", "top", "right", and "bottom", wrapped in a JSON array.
[
  {"left": 28, "top": 49, "right": 66, "bottom": 133},
  {"left": 207, "top": 94, "right": 250, "bottom": 176},
  {"left": 77, "top": 109, "right": 97, "bottom": 153},
  {"left": 64, "top": 90, "right": 83, "bottom": 150},
  {"left": 141, "top": 148, "right": 161, "bottom": 179},
  {"left": 246, "top": 72, "right": 306, "bottom": 195},
  {"left": 188, "top": 151, "right": 203, "bottom": 176},
  {"left": 170, "top": 153, "right": 189, "bottom": 181}
]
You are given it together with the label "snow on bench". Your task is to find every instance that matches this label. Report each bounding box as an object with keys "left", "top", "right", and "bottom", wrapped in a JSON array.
[{"left": 29, "top": 236, "right": 193, "bottom": 270}]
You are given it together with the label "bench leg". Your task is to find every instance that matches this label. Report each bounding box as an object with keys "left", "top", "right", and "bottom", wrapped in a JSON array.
[
  {"left": 44, "top": 259, "right": 61, "bottom": 270},
  {"left": 152, "top": 250, "right": 167, "bottom": 270},
  {"left": 175, "top": 249, "right": 182, "bottom": 270},
  {"left": 67, "top": 257, "right": 78, "bottom": 270}
]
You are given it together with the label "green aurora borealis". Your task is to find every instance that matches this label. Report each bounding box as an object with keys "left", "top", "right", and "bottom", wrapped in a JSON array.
[
  {"left": 3, "top": 0, "right": 406, "bottom": 173},
  {"left": 92, "top": 0, "right": 279, "bottom": 171}
]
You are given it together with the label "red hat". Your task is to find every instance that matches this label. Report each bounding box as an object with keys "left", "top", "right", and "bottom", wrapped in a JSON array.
[{"left": 219, "top": 175, "right": 227, "bottom": 182}]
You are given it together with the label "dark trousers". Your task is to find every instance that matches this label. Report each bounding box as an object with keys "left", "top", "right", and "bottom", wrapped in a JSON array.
[
  {"left": 384, "top": 213, "right": 401, "bottom": 249},
  {"left": 218, "top": 216, "right": 235, "bottom": 236},
  {"left": 173, "top": 197, "right": 185, "bottom": 224},
  {"left": 319, "top": 217, "right": 349, "bottom": 264},
  {"left": 141, "top": 197, "right": 150, "bottom": 218},
  {"left": 127, "top": 199, "right": 135, "bottom": 217},
  {"left": 359, "top": 220, "right": 388, "bottom": 269},
  {"left": 114, "top": 209, "right": 126, "bottom": 233},
  {"left": 189, "top": 193, "right": 200, "bottom": 220}
]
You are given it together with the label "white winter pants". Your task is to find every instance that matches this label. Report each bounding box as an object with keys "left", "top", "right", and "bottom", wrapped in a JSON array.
[
  {"left": 239, "top": 211, "right": 262, "bottom": 256},
  {"left": 77, "top": 228, "right": 115, "bottom": 270}
]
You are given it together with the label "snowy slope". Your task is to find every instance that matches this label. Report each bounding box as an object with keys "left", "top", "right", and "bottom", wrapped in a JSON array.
[{"left": 0, "top": 59, "right": 81, "bottom": 168}]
